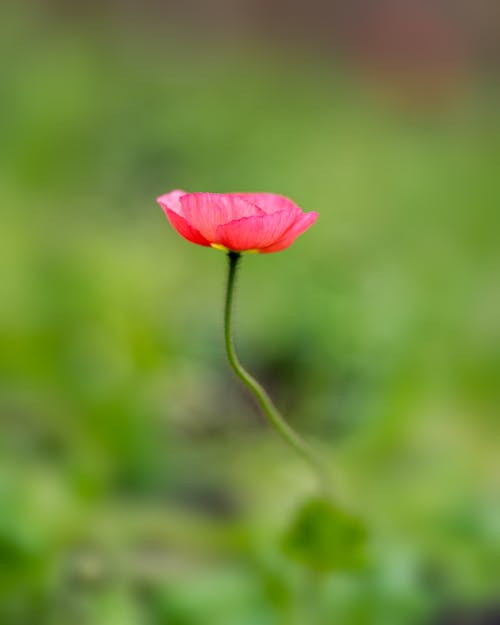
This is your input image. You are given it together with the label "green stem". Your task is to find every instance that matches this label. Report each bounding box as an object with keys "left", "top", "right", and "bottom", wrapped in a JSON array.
[{"left": 224, "top": 251, "right": 328, "bottom": 486}]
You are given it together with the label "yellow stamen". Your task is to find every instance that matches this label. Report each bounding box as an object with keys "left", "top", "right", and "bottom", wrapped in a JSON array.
[{"left": 211, "top": 243, "right": 260, "bottom": 254}]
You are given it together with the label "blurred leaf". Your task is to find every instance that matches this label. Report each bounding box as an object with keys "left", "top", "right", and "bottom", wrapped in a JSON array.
[{"left": 283, "top": 497, "right": 367, "bottom": 573}]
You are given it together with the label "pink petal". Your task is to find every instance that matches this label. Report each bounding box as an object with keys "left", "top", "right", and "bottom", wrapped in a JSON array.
[
  {"left": 180, "top": 193, "right": 263, "bottom": 241},
  {"left": 157, "top": 189, "right": 188, "bottom": 216},
  {"left": 260, "top": 212, "right": 318, "bottom": 253},
  {"left": 215, "top": 210, "right": 298, "bottom": 251},
  {"left": 231, "top": 193, "right": 302, "bottom": 216},
  {"left": 163, "top": 208, "right": 211, "bottom": 247}
]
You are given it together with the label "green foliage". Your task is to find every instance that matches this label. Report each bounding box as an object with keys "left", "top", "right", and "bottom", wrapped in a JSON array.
[{"left": 283, "top": 497, "right": 366, "bottom": 572}]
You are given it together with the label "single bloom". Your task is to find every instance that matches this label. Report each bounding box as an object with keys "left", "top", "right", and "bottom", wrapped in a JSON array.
[{"left": 157, "top": 191, "right": 318, "bottom": 253}]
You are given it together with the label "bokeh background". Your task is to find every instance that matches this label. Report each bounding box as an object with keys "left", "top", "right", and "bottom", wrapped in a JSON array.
[{"left": 1, "top": 0, "right": 500, "bottom": 623}]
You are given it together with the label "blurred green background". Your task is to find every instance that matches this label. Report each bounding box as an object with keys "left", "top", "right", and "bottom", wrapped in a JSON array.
[{"left": 1, "top": 1, "right": 499, "bottom": 623}]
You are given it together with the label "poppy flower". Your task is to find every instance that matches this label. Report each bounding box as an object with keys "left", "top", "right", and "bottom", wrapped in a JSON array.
[{"left": 157, "top": 191, "right": 318, "bottom": 253}]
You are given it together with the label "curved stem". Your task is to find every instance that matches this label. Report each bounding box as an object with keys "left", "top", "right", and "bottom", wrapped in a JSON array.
[{"left": 224, "top": 251, "right": 328, "bottom": 486}]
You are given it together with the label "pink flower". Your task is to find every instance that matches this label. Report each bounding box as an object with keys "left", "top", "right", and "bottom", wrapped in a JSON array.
[{"left": 157, "top": 191, "right": 318, "bottom": 253}]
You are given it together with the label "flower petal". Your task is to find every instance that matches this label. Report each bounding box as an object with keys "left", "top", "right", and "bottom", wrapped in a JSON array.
[
  {"left": 157, "top": 189, "right": 188, "bottom": 216},
  {"left": 231, "top": 193, "right": 302, "bottom": 216},
  {"left": 180, "top": 193, "right": 263, "bottom": 241},
  {"left": 215, "top": 210, "right": 298, "bottom": 251},
  {"left": 163, "top": 208, "right": 211, "bottom": 246},
  {"left": 260, "top": 212, "right": 318, "bottom": 253}
]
